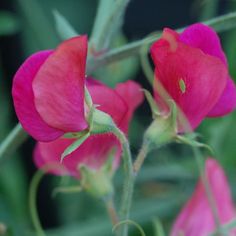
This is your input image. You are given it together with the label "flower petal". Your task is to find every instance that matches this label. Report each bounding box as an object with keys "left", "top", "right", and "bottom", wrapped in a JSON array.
[
  {"left": 207, "top": 77, "right": 236, "bottom": 117},
  {"left": 171, "top": 158, "right": 236, "bottom": 236},
  {"left": 115, "top": 80, "right": 144, "bottom": 133},
  {"left": 151, "top": 28, "right": 228, "bottom": 130},
  {"left": 33, "top": 36, "right": 88, "bottom": 133},
  {"left": 179, "top": 23, "right": 227, "bottom": 65},
  {"left": 12, "top": 51, "right": 63, "bottom": 142},
  {"left": 34, "top": 134, "right": 121, "bottom": 178}
]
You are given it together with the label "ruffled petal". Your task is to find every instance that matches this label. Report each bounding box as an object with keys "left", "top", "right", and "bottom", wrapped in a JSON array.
[
  {"left": 34, "top": 134, "right": 121, "bottom": 179},
  {"left": 115, "top": 80, "right": 144, "bottom": 133},
  {"left": 12, "top": 51, "right": 63, "bottom": 142},
  {"left": 179, "top": 23, "right": 227, "bottom": 65},
  {"left": 151, "top": 28, "right": 228, "bottom": 130},
  {"left": 33, "top": 36, "right": 88, "bottom": 133},
  {"left": 171, "top": 158, "right": 236, "bottom": 236},
  {"left": 207, "top": 77, "right": 236, "bottom": 117}
]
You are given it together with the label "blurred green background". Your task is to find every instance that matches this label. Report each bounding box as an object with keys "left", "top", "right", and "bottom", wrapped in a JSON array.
[{"left": 0, "top": 0, "right": 236, "bottom": 235}]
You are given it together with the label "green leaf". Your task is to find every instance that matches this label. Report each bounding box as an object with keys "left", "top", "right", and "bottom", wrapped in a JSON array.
[
  {"left": 93, "top": 33, "right": 139, "bottom": 87},
  {"left": 142, "top": 89, "right": 159, "bottom": 118},
  {"left": 176, "top": 135, "right": 214, "bottom": 154},
  {"left": 152, "top": 218, "right": 166, "bottom": 236},
  {"left": 53, "top": 10, "right": 78, "bottom": 40},
  {"left": 61, "top": 132, "right": 90, "bottom": 161},
  {"left": 0, "top": 11, "right": 20, "bottom": 36}
]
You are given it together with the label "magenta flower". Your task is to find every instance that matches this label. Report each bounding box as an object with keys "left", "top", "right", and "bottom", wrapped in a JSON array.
[
  {"left": 171, "top": 158, "right": 236, "bottom": 236},
  {"left": 12, "top": 36, "right": 90, "bottom": 142},
  {"left": 34, "top": 79, "right": 143, "bottom": 178},
  {"left": 151, "top": 23, "right": 236, "bottom": 130}
]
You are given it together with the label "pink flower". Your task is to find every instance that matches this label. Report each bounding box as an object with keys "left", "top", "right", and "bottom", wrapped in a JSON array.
[
  {"left": 171, "top": 158, "right": 236, "bottom": 236},
  {"left": 151, "top": 23, "right": 236, "bottom": 130},
  {"left": 13, "top": 36, "right": 90, "bottom": 142},
  {"left": 12, "top": 35, "right": 144, "bottom": 178},
  {"left": 34, "top": 79, "right": 143, "bottom": 178}
]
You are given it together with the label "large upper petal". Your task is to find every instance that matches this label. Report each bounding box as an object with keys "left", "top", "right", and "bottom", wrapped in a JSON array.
[
  {"left": 12, "top": 51, "right": 64, "bottom": 142},
  {"left": 179, "top": 23, "right": 227, "bottom": 65},
  {"left": 180, "top": 23, "right": 236, "bottom": 117},
  {"left": 171, "top": 158, "right": 236, "bottom": 236},
  {"left": 151, "top": 28, "right": 228, "bottom": 130},
  {"left": 115, "top": 80, "right": 144, "bottom": 133},
  {"left": 33, "top": 36, "right": 88, "bottom": 133},
  {"left": 34, "top": 134, "right": 121, "bottom": 179}
]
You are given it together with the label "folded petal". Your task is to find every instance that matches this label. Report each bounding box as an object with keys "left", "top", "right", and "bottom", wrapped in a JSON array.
[
  {"left": 115, "top": 80, "right": 144, "bottom": 133},
  {"left": 179, "top": 23, "right": 227, "bottom": 65},
  {"left": 171, "top": 158, "right": 236, "bottom": 236},
  {"left": 34, "top": 134, "right": 121, "bottom": 179},
  {"left": 33, "top": 36, "right": 88, "bottom": 133},
  {"left": 151, "top": 29, "right": 228, "bottom": 130},
  {"left": 12, "top": 51, "right": 63, "bottom": 142},
  {"left": 207, "top": 77, "right": 236, "bottom": 117}
]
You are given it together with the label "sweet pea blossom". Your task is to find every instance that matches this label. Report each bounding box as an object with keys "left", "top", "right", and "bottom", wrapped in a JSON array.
[
  {"left": 171, "top": 158, "right": 236, "bottom": 236},
  {"left": 34, "top": 79, "right": 143, "bottom": 178},
  {"left": 12, "top": 34, "right": 144, "bottom": 178},
  {"left": 13, "top": 36, "right": 89, "bottom": 142},
  {"left": 151, "top": 23, "right": 236, "bottom": 130}
]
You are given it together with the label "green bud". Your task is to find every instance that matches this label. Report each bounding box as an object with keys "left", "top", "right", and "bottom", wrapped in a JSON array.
[
  {"left": 79, "top": 164, "right": 114, "bottom": 198},
  {"left": 90, "top": 108, "right": 116, "bottom": 134},
  {"left": 144, "top": 116, "right": 175, "bottom": 150},
  {"left": 143, "top": 99, "right": 177, "bottom": 150}
]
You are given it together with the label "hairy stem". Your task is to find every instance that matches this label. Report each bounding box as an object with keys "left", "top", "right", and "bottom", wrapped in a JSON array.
[
  {"left": 111, "top": 127, "right": 134, "bottom": 236},
  {"left": 193, "top": 147, "right": 224, "bottom": 236},
  {"left": 133, "top": 143, "right": 149, "bottom": 175},
  {"left": 104, "top": 198, "right": 119, "bottom": 226},
  {"left": 29, "top": 170, "right": 46, "bottom": 236}
]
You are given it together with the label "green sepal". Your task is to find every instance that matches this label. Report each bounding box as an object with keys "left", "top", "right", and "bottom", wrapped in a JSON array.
[
  {"left": 142, "top": 89, "right": 160, "bottom": 118},
  {"left": 175, "top": 134, "right": 214, "bottom": 154},
  {"left": 84, "top": 86, "right": 93, "bottom": 108},
  {"left": 143, "top": 99, "right": 177, "bottom": 150},
  {"left": 63, "top": 129, "right": 89, "bottom": 139},
  {"left": 90, "top": 108, "right": 116, "bottom": 134},
  {"left": 61, "top": 131, "right": 90, "bottom": 162}
]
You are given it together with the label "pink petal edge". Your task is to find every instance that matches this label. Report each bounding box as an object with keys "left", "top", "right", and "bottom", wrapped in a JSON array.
[
  {"left": 12, "top": 51, "right": 63, "bottom": 142},
  {"left": 33, "top": 36, "right": 88, "bottom": 133},
  {"left": 171, "top": 158, "right": 236, "bottom": 236},
  {"left": 207, "top": 77, "right": 236, "bottom": 117},
  {"left": 179, "top": 23, "right": 227, "bottom": 65}
]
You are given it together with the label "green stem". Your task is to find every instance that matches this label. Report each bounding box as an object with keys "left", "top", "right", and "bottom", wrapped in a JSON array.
[
  {"left": 29, "top": 170, "right": 46, "bottom": 236},
  {"left": 90, "top": 0, "right": 130, "bottom": 51},
  {"left": 87, "top": 11, "right": 236, "bottom": 73},
  {"left": 111, "top": 127, "right": 134, "bottom": 236},
  {"left": 104, "top": 197, "right": 119, "bottom": 227},
  {"left": 133, "top": 143, "right": 149, "bottom": 175},
  {"left": 0, "top": 123, "right": 28, "bottom": 163},
  {"left": 192, "top": 147, "right": 224, "bottom": 236}
]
